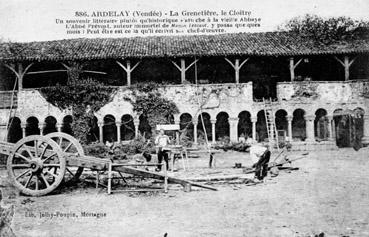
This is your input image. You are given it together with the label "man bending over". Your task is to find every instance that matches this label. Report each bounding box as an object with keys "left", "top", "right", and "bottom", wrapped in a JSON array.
[{"left": 249, "top": 142, "right": 271, "bottom": 182}]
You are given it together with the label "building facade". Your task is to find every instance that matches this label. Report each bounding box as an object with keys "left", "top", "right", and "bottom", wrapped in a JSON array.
[{"left": 0, "top": 31, "right": 368, "bottom": 149}]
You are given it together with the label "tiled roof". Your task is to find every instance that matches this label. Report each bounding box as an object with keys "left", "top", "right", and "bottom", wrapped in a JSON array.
[{"left": 0, "top": 31, "right": 368, "bottom": 62}]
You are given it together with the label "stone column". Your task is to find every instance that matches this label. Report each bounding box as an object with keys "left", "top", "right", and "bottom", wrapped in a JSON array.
[
  {"left": 98, "top": 122, "right": 104, "bottom": 143},
  {"left": 21, "top": 123, "right": 26, "bottom": 137},
  {"left": 38, "top": 123, "right": 45, "bottom": 135},
  {"left": 362, "top": 114, "right": 369, "bottom": 145},
  {"left": 327, "top": 116, "right": 334, "bottom": 141},
  {"left": 304, "top": 115, "right": 315, "bottom": 142},
  {"left": 56, "top": 123, "right": 62, "bottom": 132},
  {"left": 228, "top": 117, "right": 239, "bottom": 142},
  {"left": 210, "top": 119, "right": 216, "bottom": 144},
  {"left": 286, "top": 115, "right": 293, "bottom": 141},
  {"left": 134, "top": 118, "right": 140, "bottom": 138},
  {"left": 116, "top": 122, "right": 121, "bottom": 143},
  {"left": 251, "top": 116, "right": 257, "bottom": 141},
  {"left": 193, "top": 119, "right": 198, "bottom": 145}
]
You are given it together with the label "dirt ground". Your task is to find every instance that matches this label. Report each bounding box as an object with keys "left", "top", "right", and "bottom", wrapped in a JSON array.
[{"left": 1, "top": 147, "right": 369, "bottom": 237}]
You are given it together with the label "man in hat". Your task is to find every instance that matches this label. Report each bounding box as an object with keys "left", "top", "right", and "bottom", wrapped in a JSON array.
[
  {"left": 249, "top": 141, "right": 271, "bottom": 182},
  {"left": 155, "top": 129, "right": 171, "bottom": 171}
]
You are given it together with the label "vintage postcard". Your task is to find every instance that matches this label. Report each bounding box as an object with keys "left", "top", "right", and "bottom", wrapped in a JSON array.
[{"left": 0, "top": 0, "right": 368, "bottom": 236}]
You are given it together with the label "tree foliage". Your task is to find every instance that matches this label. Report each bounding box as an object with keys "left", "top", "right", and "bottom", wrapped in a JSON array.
[
  {"left": 39, "top": 77, "right": 117, "bottom": 144},
  {"left": 128, "top": 82, "right": 179, "bottom": 133},
  {"left": 281, "top": 14, "right": 369, "bottom": 45}
]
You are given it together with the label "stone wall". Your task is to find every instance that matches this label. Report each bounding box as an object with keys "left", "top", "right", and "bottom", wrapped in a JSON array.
[{"left": 0, "top": 80, "right": 368, "bottom": 145}]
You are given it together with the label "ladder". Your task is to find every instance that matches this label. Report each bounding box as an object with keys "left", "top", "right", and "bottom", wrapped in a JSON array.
[{"left": 263, "top": 98, "right": 279, "bottom": 151}]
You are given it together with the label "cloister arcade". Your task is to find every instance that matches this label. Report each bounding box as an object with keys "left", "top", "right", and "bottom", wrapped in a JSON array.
[{"left": 7, "top": 105, "right": 366, "bottom": 147}]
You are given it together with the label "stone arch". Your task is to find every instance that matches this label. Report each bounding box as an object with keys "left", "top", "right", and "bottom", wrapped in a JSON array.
[
  {"left": 62, "top": 115, "right": 73, "bottom": 135},
  {"left": 256, "top": 110, "right": 267, "bottom": 142},
  {"left": 216, "top": 111, "right": 230, "bottom": 140},
  {"left": 138, "top": 114, "right": 152, "bottom": 139},
  {"left": 87, "top": 116, "right": 99, "bottom": 142},
  {"left": 275, "top": 109, "right": 288, "bottom": 141},
  {"left": 26, "top": 116, "right": 40, "bottom": 136},
  {"left": 292, "top": 109, "right": 306, "bottom": 141},
  {"left": 179, "top": 113, "right": 193, "bottom": 140},
  {"left": 197, "top": 112, "right": 212, "bottom": 143},
  {"left": 43, "top": 116, "right": 57, "bottom": 135},
  {"left": 314, "top": 108, "right": 329, "bottom": 140},
  {"left": 121, "top": 114, "right": 135, "bottom": 141},
  {"left": 103, "top": 114, "right": 117, "bottom": 142},
  {"left": 238, "top": 111, "right": 252, "bottom": 139},
  {"left": 7, "top": 117, "right": 22, "bottom": 143}
]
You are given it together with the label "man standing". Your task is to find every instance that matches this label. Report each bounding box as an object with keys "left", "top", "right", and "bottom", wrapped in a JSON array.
[
  {"left": 155, "top": 129, "right": 171, "bottom": 171},
  {"left": 249, "top": 142, "right": 271, "bottom": 182}
]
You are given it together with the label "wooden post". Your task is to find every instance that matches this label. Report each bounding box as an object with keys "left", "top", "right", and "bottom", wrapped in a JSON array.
[
  {"left": 107, "top": 162, "right": 112, "bottom": 194},
  {"left": 225, "top": 58, "right": 249, "bottom": 84},
  {"left": 289, "top": 57, "right": 303, "bottom": 81},
  {"left": 180, "top": 59, "right": 186, "bottom": 84},
  {"left": 17, "top": 63, "right": 23, "bottom": 90},
  {"left": 334, "top": 56, "right": 356, "bottom": 81},
  {"left": 163, "top": 160, "right": 168, "bottom": 193},
  {"left": 171, "top": 58, "right": 199, "bottom": 84},
  {"left": 4, "top": 62, "right": 33, "bottom": 91},
  {"left": 116, "top": 60, "right": 141, "bottom": 86}
]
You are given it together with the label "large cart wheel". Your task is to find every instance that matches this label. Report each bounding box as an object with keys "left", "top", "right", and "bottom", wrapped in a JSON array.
[
  {"left": 45, "top": 132, "right": 84, "bottom": 183},
  {"left": 7, "top": 135, "right": 66, "bottom": 196}
]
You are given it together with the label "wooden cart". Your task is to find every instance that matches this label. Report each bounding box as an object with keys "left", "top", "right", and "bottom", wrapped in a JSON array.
[{"left": 0, "top": 132, "right": 216, "bottom": 196}]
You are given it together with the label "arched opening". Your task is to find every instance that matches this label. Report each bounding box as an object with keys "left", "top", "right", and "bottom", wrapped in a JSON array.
[
  {"left": 43, "top": 116, "right": 57, "bottom": 135},
  {"left": 62, "top": 115, "right": 73, "bottom": 135},
  {"left": 275, "top": 110, "right": 288, "bottom": 142},
  {"left": 256, "top": 110, "right": 267, "bottom": 142},
  {"left": 139, "top": 115, "right": 152, "bottom": 139},
  {"left": 197, "top": 113, "right": 212, "bottom": 143},
  {"left": 166, "top": 114, "right": 175, "bottom": 124},
  {"left": 314, "top": 109, "right": 329, "bottom": 140},
  {"left": 180, "top": 113, "right": 193, "bottom": 141},
  {"left": 334, "top": 108, "right": 365, "bottom": 148},
  {"left": 7, "top": 117, "right": 22, "bottom": 143},
  {"left": 26, "top": 116, "right": 40, "bottom": 136},
  {"left": 216, "top": 112, "right": 230, "bottom": 140},
  {"left": 121, "top": 114, "right": 135, "bottom": 141},
  {"left": 103, "top": 115, "right": 117, "bottom": 142},
  {"left": 353, "top": 108, "right": 365, "bottom": 146},
  {"left": 292, "top": 109, "right": 306, "bottom": 141},
  {"left": 238, "top": 111, "right": 252, "bottom": 139},
  {"left": 87, "top": 116, "right": 99, "bottom": 143}
]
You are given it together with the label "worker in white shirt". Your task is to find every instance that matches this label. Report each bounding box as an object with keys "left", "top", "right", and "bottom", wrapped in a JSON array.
[
  {"left": 249, "top": 141, "right": 271, "bottom": 182},
  {"left": 155, "top": 129, "right": 171, "bottom": 171}
]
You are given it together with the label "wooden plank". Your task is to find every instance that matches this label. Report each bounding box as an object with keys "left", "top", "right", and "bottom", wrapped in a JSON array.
[
  {"left": 66, "top": 154, "right": 110, "bottom": 170},
  {"left": 156, "top": 124, "right": 180, "bottom": 131},
  {"left": 112, "top": 166, "right": 217, "bottom": 191}
]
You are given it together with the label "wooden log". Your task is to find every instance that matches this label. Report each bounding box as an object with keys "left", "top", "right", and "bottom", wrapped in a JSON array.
[{"left": 112, "top": 165, "right": 217, "bottom": 191}]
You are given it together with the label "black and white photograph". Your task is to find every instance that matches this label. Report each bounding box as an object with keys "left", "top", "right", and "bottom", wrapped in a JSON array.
[{"left": 0, "top": 0, "right": 368, "bottom": 236}]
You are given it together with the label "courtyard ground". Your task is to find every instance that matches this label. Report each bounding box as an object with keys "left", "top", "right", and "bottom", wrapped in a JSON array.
[{"left": 1, "top": 147, "right": 369, "bottom": 237}]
